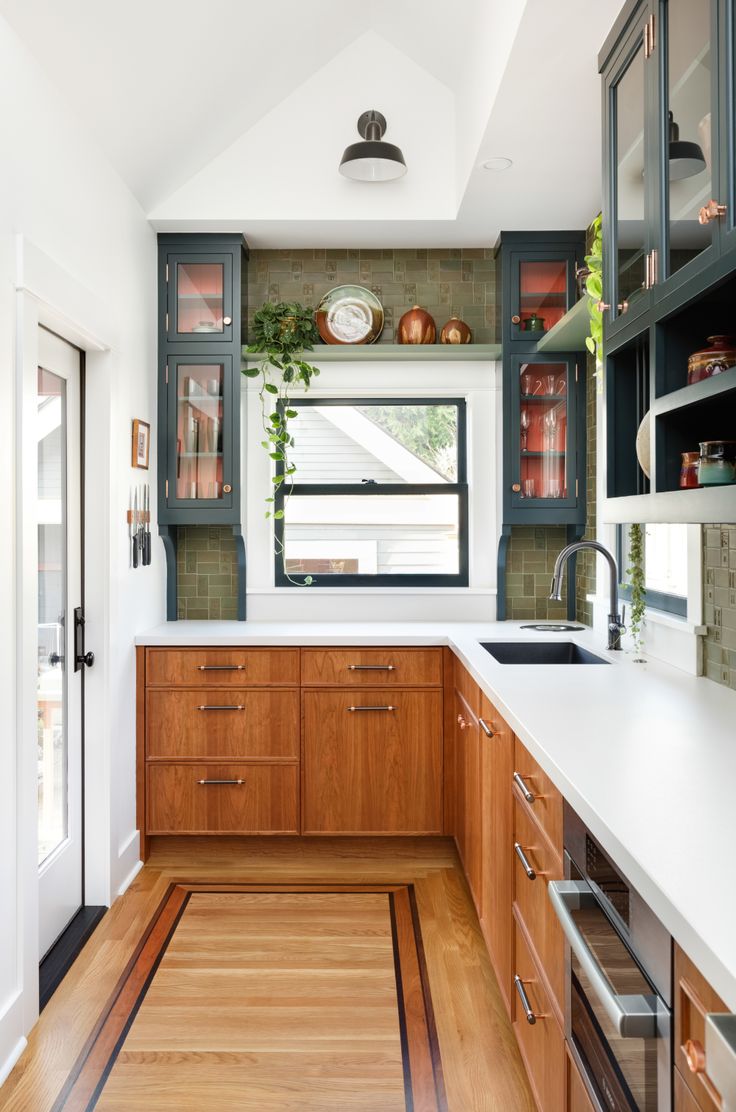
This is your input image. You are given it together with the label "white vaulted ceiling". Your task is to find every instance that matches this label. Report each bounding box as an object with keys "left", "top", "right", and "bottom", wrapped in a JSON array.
[{"left": 0, "top": 0, "right": 621, "bottom": 245}]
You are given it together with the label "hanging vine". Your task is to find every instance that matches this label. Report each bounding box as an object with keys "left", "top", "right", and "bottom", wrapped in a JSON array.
[
  {"left": 584, "top": 213, "right": 604, "bottom": 393},
  {"left": 626, "top": 523, "right": 646, "bottom": 660}
]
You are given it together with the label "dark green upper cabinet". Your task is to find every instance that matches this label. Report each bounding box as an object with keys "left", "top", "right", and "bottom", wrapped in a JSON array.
[
  {"left": 157, "top": 233, "right": 248, "bottom": 528},
  {"left": 600, "top": 0, "right": 735, "bottom": 335}
]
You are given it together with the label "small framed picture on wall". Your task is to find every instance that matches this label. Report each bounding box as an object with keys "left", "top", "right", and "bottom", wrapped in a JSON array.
[{"left": 132, "top": 419, "right": 150, "bottom": 469}]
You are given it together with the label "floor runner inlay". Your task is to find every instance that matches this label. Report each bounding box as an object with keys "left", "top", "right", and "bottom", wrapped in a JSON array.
[{"left": 52, "top": 883, "right": 447, "bottom": 1112}]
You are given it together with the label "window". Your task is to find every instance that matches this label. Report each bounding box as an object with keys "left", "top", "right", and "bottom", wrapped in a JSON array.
[
  {"left": 617, "top": 523, "right": 688, "bottom": 616},
  {"left": 274, "top": 398, "right": 468, "bottom": 586}
]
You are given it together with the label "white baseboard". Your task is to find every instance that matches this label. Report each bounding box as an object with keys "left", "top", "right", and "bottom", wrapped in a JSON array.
[
  {"left": 115, "top": 829, "right": 142, "bottom": 898},
  {"left": 0, "top": 1035, "right": 27, "bottom": 1088},
  {"left": 116, "top": 857, "right": 143, "bottom": 899}
]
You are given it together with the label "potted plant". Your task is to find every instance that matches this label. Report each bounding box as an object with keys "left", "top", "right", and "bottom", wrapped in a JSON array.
[{"left": 242, "top": 302, "right": 321, "bottom": 584}]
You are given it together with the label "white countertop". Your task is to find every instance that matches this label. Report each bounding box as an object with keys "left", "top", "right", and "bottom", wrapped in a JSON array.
[{"left": 137, "top": 620, "right": 736, "bottom": 1009}]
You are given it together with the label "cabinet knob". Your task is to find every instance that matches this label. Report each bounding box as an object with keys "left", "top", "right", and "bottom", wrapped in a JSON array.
[
  {"left": 511, "top": 483, "right": 521, "bottom": 493},
  {"left": 698, "top": 199, "right": 727, "bottom": 225},
  {"left": 596, "top": 301, "right": 611, "bottom": 313},
  {"left": 685, "top": 1039, "right": 706, "bottom": 1075},
  {"left": 223, "top": 484, "right": 232, "bottom": 494},
  {"left": 457, "top": 713, "right": 466, "bottom": 730},
  {"left": 223, "top": 316, "right": 232, "bottom": 325},
  {"left": 511, "top": 315, "right": 521, "bottom": 325}
]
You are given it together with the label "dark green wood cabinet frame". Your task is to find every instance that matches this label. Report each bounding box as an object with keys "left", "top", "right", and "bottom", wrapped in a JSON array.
[
  {"left": 157, "top": 233, "right": 249, "bottom": 619},
  {"left": 494, "top": 232, "right": 588, "bottom": 620}
]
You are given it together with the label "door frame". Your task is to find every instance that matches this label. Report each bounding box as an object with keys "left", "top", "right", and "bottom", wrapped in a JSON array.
[{"left": 15, "top": 236, "right": 115, "bottom": 1036}]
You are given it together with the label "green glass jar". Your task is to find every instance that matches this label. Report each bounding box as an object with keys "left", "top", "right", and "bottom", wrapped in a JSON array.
[{"left": 698, "top": 441, "right": 736, "bottom": 485}]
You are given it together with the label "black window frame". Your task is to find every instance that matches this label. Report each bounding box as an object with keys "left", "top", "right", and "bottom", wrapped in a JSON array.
[
  {"left": 274, "top": 396, "right": 469, "bottom": 588},
  {"left": 616, "top": 524, "right": 687, "bottom": 618}
]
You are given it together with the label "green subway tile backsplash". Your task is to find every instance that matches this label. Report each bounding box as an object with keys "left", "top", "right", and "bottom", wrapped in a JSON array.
[
  {"left": 702, "top": 524, "right": 736, "bottom": 690},
  {"left": 248, "top": 247, "right": 497, "bottom": 345},
  {"left": 504, "top": 526, "right": 570, "bottom": 621},
  {"left": 176, "top": 526, "right": 239, "bottom": 620}
]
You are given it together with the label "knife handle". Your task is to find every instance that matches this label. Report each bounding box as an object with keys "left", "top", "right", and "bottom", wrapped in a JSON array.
[
  {"left": 132, "top": 533, "right": 139, "bottom": 569},
  {"left": 144, "top": 530, "right": 151, "bottom": 566}
]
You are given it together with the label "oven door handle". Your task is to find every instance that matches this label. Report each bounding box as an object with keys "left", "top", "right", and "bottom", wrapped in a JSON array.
[{"left": 548, "top": 880, "right": 661, "bottom": 1039}]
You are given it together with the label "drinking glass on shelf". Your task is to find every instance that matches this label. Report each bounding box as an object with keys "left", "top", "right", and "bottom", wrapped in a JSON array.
[
  {"left": 522, "top": 478, "right": 536, "bottom": 498},
  {"left": 521, "top": 372, "right": 534, "bottom": 396},
  {"left": 520, "top": 409, "right": 530, "bottom": 451},
  {"left": 556, "top": 375, "right": 567, "bottom": 395},
  {"left": 544, "top": 408, "right": 558, "bottom": 449},
  {"left": 547, "top": 483, "right": 563, "bottom": 499},
  {"left": 544, "top": 374, "right": 557, "bottom": 396}
]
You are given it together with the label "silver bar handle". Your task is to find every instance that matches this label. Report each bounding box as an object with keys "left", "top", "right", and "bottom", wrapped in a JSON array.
[
  {"left": 348, "top": 705, "right": 397, "bottom": 712},
  {"left": 513, "top": 771, "right": 536, "bottom": 803},
  {"left": 197, "top": 704, "right": 244, "bottom": 711},
  {"left": 198, "top": 664, "right": 245, "bottom": 671},
  {"left": 348, "top": 664, "right": 396, "bottom": 671},
  {"left": 197, "top": 778, "right": 244, "bottom": 785},
  {"left": 478, "top": 717, "right": 494, "bottom": 738},
  {"left": 548, "top": 880, "right": 661, "bottom": 1038},
  {"left": 514, "top": 976, "right": 537, "bottom": 1025},
  {"left": 514, "top": 842, "right": 537, "bottom": 880}
]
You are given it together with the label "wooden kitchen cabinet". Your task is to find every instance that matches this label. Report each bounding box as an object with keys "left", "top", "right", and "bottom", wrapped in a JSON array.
[
  {"left": 147, "top": 763, "right": 299, "bottom": 834},
  {"left": 146, "top": 647, "right": 300, "bottom": 687},
  {"left": 674, "top": 943, "right": 728, "bottom": 1111},
  {"left": 512, "top": 910, "right": 566, "bottom": 1112},
  {"left": 453, "top": 683, "right": 483, "bottom": 910},
  {"left": 301, "top": 647, "right": 442, "bottom": 687},
  {"left": 513, "top": 735, "right": 563, "bottom": 856},
  {"left": 302, "top": 689, "right": 443, "bottom": 834},
  {"left": 146, "top": 688, "right": 299, "bottom": 761},
  {"left": 566, "top": 1047, "right": 596, "bottom": 1112},
  {"left": 478, "top": 690, "right": 514, "bottom": 1015}
]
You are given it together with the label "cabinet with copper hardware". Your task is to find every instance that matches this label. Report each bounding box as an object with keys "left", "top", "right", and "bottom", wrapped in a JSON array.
[
  {"left": 157, "top": 233, "right": 248, "bottom": 619},
  {"left": 302, "top": 688, "right": 443, "bottom": 834},
  {"left": 513, "top": 735, "right": 563, "bottom": 852},
  {"left": 674, "top": 942, "right": 728, "bottom": 1111}
]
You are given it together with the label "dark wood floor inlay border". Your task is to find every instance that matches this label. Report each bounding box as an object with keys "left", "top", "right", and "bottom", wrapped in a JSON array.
[{"left": 51, "top": 882, "right": 446, "bottom": 1112}]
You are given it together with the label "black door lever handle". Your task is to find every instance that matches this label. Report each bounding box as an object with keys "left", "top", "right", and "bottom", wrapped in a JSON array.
[{"left": 76, "top": 651, "right": 95, "bottom": 668}]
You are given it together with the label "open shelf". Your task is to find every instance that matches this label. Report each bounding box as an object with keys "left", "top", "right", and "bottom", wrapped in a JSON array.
[
  {"left": 602, "top": 485, "right": 736, "bottom": 524},
  {"left": 536, "top": 298, "right": 590, "bottom": 353},
  {"left": 244, "top": 343, "right": 502, "bottom": 363}
]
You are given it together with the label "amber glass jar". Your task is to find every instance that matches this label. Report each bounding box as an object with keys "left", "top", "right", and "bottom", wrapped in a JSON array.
[{"left": 679, "top": 451, "right": 700, "bottom": 489}]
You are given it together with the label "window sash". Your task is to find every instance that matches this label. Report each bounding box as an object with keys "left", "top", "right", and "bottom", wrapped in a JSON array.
[{"left": 616, "top": 525, "right": 687, "bottom": 618}]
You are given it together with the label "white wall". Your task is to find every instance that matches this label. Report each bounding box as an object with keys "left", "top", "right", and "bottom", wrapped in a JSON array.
[{"left": 0, "top": 14, "right": 163, "bottom": 1080}]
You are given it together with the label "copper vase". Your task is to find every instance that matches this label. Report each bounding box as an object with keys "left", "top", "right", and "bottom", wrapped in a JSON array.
[
  {"left": 398, "top": 305, "right": 436, "bottom": 344},
  {"left": 440, "top": 316, "right": 472, "bottom": 344}
]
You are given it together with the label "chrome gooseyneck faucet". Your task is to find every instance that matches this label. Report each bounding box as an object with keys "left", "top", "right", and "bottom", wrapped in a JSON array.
[{"left": 549, "top": 540, "right": 626, "bottom": 650}]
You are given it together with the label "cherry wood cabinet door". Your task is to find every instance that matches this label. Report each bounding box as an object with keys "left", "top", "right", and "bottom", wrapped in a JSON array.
[
  {"left": 479, "top": 691, "right": 514, "bottom": 1016},
  {"left": 454, "top": 685, "right": 483, "bottom": 914},
  {"left": 513, "top": 736, "right": 563, "bottom": 856},
  {"left": 566, "top": 1047, "right": 596, "bottom": 1111},
  {"left": 302, "top": 689, "right": 443, "bottom": 834},
  {"left": 146, "top": 688, "right": 299, "bottom": 760},
  {"left": 512, "top": 911, "right": 566, "bottom": 1112},
  {"left": 675, "top": 944, "right": 727, "bottom": 1112},
  {"left": 300, "top": 648, "right": 442, "bottom": 687},
  {"left": 147, "top": 763, "right": 299, "bottom": 834}
]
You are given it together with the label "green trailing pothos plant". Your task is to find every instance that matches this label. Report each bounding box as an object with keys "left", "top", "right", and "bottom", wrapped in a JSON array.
[
  {"left": 583, "top": 213, "right": 604, "bottom": 392},
  {"left": 242, "top": 302, "right": 321, "bottom": 585},
  {"left": 626, "top": 523, "right": 646, "bottom": 660}
]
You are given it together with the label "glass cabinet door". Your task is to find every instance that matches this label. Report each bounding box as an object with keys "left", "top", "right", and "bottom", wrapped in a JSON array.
[
  {"left": 661, "top": 0, "right": 717, "bottom": 281},
  {"left": 166, "top": 253, "right": 234, "bottom": 343},
  {"left": 510, "top": 253, "right": 574, "bottom": 341},
  {"left": 720, "top": 0, "right": 736, "bottom": 256},
  {"left": 513, "top": 359, "right": 576, "bottom": 508},
  {"left": 609, "top": 24, "right": 650, "bottom": 324},
  {"left": 167, "top": 356, "right": 233, "bottom": 509}
]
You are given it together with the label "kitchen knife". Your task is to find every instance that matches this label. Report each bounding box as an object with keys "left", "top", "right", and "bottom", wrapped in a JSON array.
[
  {"left": 144, "top": 485, "right": 151, "bottom": 566},
  {"left": 128, "top": 488, "right": 133, "bottom": 567},
  {"left": 132, "top": 488, "right": 139, "bottom": 568}
]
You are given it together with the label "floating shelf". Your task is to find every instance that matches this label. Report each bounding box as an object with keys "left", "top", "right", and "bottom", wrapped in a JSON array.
[
  {"left": 536, "top": 298, "right": 590, "bottom": 353},
  {"left": 602, "top": 485, "right": 736, "bottom": 525},
  {"left": 243, "top": 343, "right": 501, "bottom": 364},
  {"left": 654, "top": 368, "right": 736, "bottom": 417}
]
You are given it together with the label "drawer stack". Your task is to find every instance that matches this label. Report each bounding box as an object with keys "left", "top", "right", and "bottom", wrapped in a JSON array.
[{"left": 140, "top": 648, "right": 300, "bottom": 852}]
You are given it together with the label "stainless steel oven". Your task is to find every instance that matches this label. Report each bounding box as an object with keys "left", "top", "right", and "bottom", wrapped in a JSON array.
[{"left": 549, "top": 803, "right": 672, "bottom": 1111}]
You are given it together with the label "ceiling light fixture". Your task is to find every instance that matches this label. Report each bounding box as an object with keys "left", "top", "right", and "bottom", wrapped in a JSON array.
[
  {"left": 668, "top": 111, "right": 706, "bottom": 180},
  {"left": 339, "top": 110, "right": 407, "bottom": 182},
  {"left": 481, "top": 156, "right": 513, "bottom": 172}
]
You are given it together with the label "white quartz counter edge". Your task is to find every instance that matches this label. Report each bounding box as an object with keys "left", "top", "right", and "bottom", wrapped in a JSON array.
[{"left": 137, "top": 620, "right": 736, "bottom": 1011}]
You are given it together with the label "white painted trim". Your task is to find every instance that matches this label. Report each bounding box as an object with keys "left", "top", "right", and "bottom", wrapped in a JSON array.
[
  {"left": 116, "top": 857, "right": 143, "bottom": 900},
  {"left": 0, "top": 1036, "right": 27, "bottom": 1089},
  {"left": 245, "top": 587, "right": 498, "bottom": 596}
]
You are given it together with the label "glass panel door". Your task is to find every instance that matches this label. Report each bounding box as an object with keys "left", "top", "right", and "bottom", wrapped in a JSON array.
[
  {"left": 176, "top": 362, "right": 225, "bottom": 500},
  {"left": 517, "top": 361, "right": 570, "bottom": 503},
  {"left": 166, "top": 252, "right": 233, "bottom": 343},
  {"left": 612, "top": 34, "right": 648, "bottom": 318},
  {"left": 664, "top": 0, "right": 714, "bottom": 278},
  {"left": 517, "top": 259, "right": 568, "bottom": 336}
]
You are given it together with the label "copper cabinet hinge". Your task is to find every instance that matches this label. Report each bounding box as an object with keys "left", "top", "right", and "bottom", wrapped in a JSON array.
[
  {"left": 644, "top": 14, "right": 655, "bottom": 57},
  {"left": 165, "top": 263, "right": 169, "bottom": 283},
  {"left": 165, "top": 364, "right": 169, "bottom": 384},
  {"left": 165, "top": 479, "right": 169, "bottom": 498}
]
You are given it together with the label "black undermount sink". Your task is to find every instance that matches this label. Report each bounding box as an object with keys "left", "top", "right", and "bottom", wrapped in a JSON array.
[{"left": 481, "top": 641, "right": 609, "bottom": 665}]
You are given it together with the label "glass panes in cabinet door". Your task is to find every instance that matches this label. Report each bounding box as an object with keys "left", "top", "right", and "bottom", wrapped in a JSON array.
[
  {"left": 176, "top": 262, "right": 225, "bottom": 334},
  {"left": 176, "top": 363, "right": 224, "bottom": 500},
  {"left": 519, "top": 362, "right": 568, "bottom": 500},
  {"left": 518, "top": 260, "right": 567, "bottom": 334},
  {"left": 665, "top": 0, "right": 713, "bottom": 276},
  {"left": 614, "top": 38, "right": 647, "bottom": 313}
]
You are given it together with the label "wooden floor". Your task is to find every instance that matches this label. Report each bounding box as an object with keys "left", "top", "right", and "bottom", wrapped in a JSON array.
[{"left": 0, "top": 838, "right": 535, "bottom": 1112}]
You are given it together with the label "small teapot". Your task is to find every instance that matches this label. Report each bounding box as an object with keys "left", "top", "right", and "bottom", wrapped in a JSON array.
[{"left": 523, "top": 313, "right": 545, "bottom": 332}]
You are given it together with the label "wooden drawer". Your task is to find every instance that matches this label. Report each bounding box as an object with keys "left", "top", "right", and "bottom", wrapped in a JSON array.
[
  {"left": 513, "top": 737, "right": 563, "bottom": 855},
  {"left": 300, "top": 648, "right": 442, "bottom": 687},
  {"left": 512, "top": 795, "right": 565, "bottom": 1019},
  {"left": 566, "top": 1047, "right": 596, "bottom": 1111},
  {"left": 512, "top": 911, "right": 565, "bottom": 1112},
  {"left": 675, "top": 1067, "right": 709, "bottom": 1112},
  {"left": 454, "top": 655, "right": 480, "bottom": 714},
  {"left": 146, "top": 688, "right": 299, "bottom": 760},
  {"left": 302, "top": 689, "right": 443, "bottom": 834},
  {"left": 675, "top": 944, "right": 727, "bottom": 1112},
  {"left": 145, "top": 648, "right": 300, "bottom": 687},
  {"left": 147, "top": 763, "right": 298, "bottom": 834}
]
